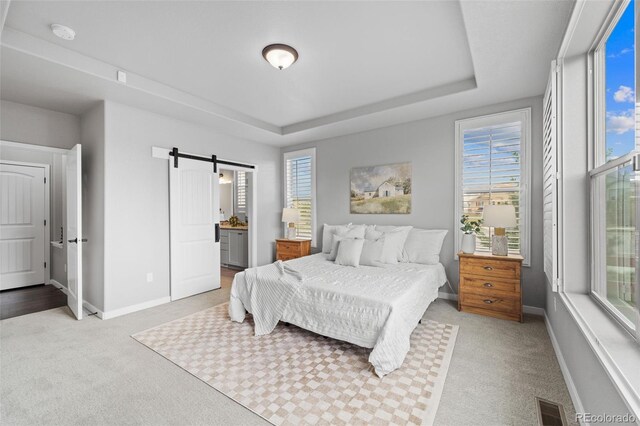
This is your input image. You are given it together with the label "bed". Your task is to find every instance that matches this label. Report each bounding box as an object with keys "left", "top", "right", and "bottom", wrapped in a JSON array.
[{"left": 229, "top": 252, "right": 447, "bottom": 377}]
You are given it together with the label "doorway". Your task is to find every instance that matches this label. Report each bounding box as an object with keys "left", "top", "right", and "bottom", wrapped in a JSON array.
[
  {"left": 0, "top": 141, "right": 84, "bottom": 320},
  {"left": 159, "top": 147, "right": 256, "bottom": 300},
  {"left": 219, "top": 168, "right": 251, "bottom": 288}
]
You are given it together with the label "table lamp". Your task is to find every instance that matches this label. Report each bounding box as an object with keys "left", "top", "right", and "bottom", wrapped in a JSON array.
[
  {"left": 282, "top": 208, "right": 300, "bottom": 240},
  {"left": 482, "top": 205, "right": 517, "bottom": 256}
]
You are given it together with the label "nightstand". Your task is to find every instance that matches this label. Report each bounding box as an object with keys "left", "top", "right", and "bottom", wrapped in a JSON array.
[
  {"left": 276, "top": 239, "right": 311, "bottom": 261},
  {"left": 458, "top": 252, "right": 524, "bottom": 322}
]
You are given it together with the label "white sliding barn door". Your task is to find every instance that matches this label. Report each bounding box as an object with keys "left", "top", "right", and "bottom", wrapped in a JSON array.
[
  {"left": 543, "top": 61, "right": 560, "bottom": 292},
  {"left": 66, "top": 144, "right": 83, "bottom": 319},
  {"left": 169, "top": 157, "right": 220, "bottom": 301},
  {"left": 0, "top": 163, "right": 46, "bottom": 290}
]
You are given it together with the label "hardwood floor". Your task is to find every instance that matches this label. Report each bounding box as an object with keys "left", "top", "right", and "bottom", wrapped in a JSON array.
[
  {"left": 221, "top": 266, "right": 244, "bottom": 289},
  {"left": 0, "top": 268, "right": 242, "bottom": 321},
  {"left": 0, "top": 284, "right": 67, "bottom": 320}
]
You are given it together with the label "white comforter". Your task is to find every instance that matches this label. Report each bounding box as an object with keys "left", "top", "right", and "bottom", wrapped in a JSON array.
[{"left": 229, "top": 253, "right": 447, "bottom": 377}]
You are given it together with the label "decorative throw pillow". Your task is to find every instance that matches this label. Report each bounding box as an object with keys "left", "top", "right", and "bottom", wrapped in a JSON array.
[
  {"left": 335, "top": 238, "right": 365, "bottom": 267},
  {"left": 322, "top": 224, "right": 351, "bottom": 253},
  {"left": 378, "top": 226, "right": 413, "bottom": 264},
  {"left": 328, "top": 235, "right": 345, "bottom": 260},
  {"left": 402, "top": 229, "right": 448, "bottom": 265},
  {"left": 359, "top": 238, "right": 385, "bottom": 267}
]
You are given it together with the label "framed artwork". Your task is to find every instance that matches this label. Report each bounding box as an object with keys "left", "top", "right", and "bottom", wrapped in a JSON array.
[{"left": 350, "top": 162, "right": 411, "bottom": 214}]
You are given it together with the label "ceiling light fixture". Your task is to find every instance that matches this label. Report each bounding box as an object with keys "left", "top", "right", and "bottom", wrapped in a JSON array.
[
  {"left": 262, "top": 44, "right": 298, "bottom": 70},
  {"left": 51, "top": 24, "right": 76, "bottom": 41}
]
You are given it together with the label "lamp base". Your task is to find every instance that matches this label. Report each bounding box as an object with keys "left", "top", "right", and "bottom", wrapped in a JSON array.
[
  {"left": 287, "top": 224, "right": 296, "bottom": 240},
  {"left": 491, "top": 234, "right": 509, "bottom": 256}
]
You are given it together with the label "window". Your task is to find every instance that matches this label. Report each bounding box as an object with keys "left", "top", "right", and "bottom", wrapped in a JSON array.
[
  {"left": 284, "top": 148, "right": 316, "bottom": 246},
  {"left": 234, "top": 170, "right": 247, "bottom": 217},
  {"left": 592, "top": 0, "right": 639, "bottom": 336},
  {"left": 455, "top": 109, "right": 531, "bottom": 264}
]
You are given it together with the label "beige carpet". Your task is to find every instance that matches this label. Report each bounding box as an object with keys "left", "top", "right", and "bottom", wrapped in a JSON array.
[{"left": 132, "top": 304, "right": 458, "bottom": 426}]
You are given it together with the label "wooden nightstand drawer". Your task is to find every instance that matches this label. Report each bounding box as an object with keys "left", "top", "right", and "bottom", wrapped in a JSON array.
[
  {"left": 278, "top": 242, "right": 302, "bottom": 254},
  {"left": 460, "top": 276, "right": 519, "bottom": 295},
  {"left": 460, "top": 257, "right": 520, "bottom": 280},
  {"left": 460, "top": 291, "right": 519, "bottom": 314},
  {"left": 276, "top": 254, "right": 297, "bottom": 261},
  {"left": 276, "top": 239, "right": 311, "bottom": 261}
]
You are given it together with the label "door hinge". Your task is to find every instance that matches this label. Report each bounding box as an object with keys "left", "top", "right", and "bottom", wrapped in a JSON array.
[
  {"left": 44, "top": 219, "right": 47, "bottom": 226},
  {"left": 44, "top": 177, "right": 46, "bottom": 184},
  {"left": 44, "top": 262, "right": 47, "bottom": 268}
]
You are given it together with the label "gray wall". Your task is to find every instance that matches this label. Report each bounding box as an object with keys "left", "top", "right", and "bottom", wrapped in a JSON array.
[
  {"left": 0, "top": 100, "right": 80, "bottom": 287},
  {"left": 1, "top": 100, "right": 80, "bottom": 148},
  {"left": 283, "top": 96, "right": 546, "bottom": 308},
  {"left": 102, "top": 101, "right": 281, "bottom": 312},
  {"left": 80, "top": 102, "right": 106, "bottom": 311}
]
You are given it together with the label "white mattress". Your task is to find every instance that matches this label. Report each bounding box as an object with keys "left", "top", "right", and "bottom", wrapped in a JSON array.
[{"left": 229, "top": 253, "right": 447, "bottom": 376}]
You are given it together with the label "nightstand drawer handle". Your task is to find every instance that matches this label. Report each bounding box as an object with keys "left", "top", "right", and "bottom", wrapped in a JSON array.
[
  {"left": 483, "top": 266, "right": 493, "bottom": 271},
  {"left": 483, "top": 282, "right": 493, "bottom": 288},
  {"left": 483, "top": 299, "right": 495, "bottom": 304}
]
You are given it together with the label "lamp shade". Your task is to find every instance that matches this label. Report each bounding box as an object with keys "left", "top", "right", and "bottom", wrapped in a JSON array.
[
  {"left": 281, "top": 208, "right": 300, "bottom": 224},
  {"left": 482, "top": 205, "right": 517, "bottom": 228}
]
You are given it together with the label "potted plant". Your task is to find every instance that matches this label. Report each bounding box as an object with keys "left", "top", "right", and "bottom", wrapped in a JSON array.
[{"left": 460, "top": 215, "right": 482, "bottom": 254}]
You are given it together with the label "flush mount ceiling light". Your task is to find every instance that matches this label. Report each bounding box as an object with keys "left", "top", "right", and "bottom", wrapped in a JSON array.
[
  {"left": 51, "top": 24, "right": 76, "bottom": 41},
  {"left": 262, "top": 44, "right": 298, "bottom": 70}
]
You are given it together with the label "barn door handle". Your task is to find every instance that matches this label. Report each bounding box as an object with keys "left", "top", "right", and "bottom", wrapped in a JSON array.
[
  {"left": 68, "top": 238, "right": 88, "bottom": 244},
  {"left": 215, "top": 224, "right": 220, "bottom": 243}
]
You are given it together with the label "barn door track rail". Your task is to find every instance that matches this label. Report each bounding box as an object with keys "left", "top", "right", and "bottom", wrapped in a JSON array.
[{"left": 169, "top": 147, "right": 256, "bottom": 171}]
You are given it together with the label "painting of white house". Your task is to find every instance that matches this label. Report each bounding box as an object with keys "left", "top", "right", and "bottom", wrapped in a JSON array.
[{"left": 350, "top": 162, "right": 411, "bottom": 214}]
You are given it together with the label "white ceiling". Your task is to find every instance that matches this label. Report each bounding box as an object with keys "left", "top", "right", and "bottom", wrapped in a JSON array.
[{"left": 0, "top": 0, "right": 574, "bottom": 146}]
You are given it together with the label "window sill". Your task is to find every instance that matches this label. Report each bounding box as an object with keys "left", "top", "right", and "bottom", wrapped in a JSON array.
[{"left": 560, "top": 291, "right": 640, "bottom": 417}]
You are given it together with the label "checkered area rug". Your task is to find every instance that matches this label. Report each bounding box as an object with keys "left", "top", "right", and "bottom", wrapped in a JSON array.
[{"left": 132, "top": 304, "right": 458, "bottom": 426}]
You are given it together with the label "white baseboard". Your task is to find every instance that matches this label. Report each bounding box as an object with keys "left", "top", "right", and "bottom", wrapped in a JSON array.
[
  {"left": 438, "top": 292, "right": 544, "bottom": 317},
  {"left": 545, "top": 313, "right": 586, "bottom": 422},
  {"left": 82, "top": 300, "right": 104, "bottom": 319},
  {"left": 523, "top": 305, "right": 545, "bottom": 316},
  {"left": 48, "top": 279, "right": 68, "bottom": 295},
  {"left": 101, "top": 296, "right": 170, "bottom": 320}
]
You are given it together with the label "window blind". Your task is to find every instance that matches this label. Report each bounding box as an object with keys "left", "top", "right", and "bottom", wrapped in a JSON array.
[
  {"left": 543, "top": 62, "right": 560, "bottom": 291},
  {"left": 235, "top": 171, "right": 247, "bottom": 216},
  {"left": 285, "top": 154, "right": 313, "bottom": 240},
  {"left": 461, "top": 120, "right": 523, "bottom": 254}
]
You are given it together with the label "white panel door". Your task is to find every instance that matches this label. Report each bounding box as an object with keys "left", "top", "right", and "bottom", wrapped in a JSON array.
[
  {"left": 66, "top": 145, "right": 83, "bottom": 320},
  {"left": 169, "top": 157, "right": 220, "bottom": 301},
  {"left": 0, "top": 163, "right": 46, "bottom": 290}
]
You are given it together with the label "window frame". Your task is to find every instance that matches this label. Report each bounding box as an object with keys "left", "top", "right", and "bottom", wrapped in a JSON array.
[
  {"left": 283, "top": 147, "right": 317, "bottom": 247},
  {"left": 589, "top": 0, "right": 639, "bottom": 340},
  {"left": 454, "top": 108, "right": 532, "bottom": 266}
]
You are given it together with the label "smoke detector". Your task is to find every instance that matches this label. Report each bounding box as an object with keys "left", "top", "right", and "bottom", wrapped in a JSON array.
[{"left": 51, "top": 24, "right": 76, "bottom": 41}]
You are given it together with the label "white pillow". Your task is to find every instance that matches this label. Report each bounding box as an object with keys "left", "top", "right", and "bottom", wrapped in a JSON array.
[
  {"left": 335, "top": 238, "right": 365, "bottom": 267},
  {"left": 359, "top": 238, "right": 385, "bottom": 267},
  {"left": 328, "top": 225, "right": 366, "bottom": 260},
  {"left": 364, "top": 226, "right": 383, "bottom": 241},
  {"left": 328, "top": 235, "right": 344, "bottom": 260},
  {"left": 322, "top": 224, "right": 351, "bottom": 253},
  {"left": 375, "top": 225, "right": 402, "bottom": 232},
  {"left": 402, "top": 229, "right": 448, "bottom": 265},
  {"left": 378, "top": 226, "right": 412, "bottom": 264}
]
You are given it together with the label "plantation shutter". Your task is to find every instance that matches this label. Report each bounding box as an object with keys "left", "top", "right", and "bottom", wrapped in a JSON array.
[
  {"left": 543, "top": 61, "right": 560, "bottom": 292},
  {"left": 235, "top": 171, "right": 247, "bottom": 216},
  {"left": 285, "top": 154, "right": 313, "bottom": 241},
  {"left": 461, "top": 117, "right": 524, "bottom": 256}
]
